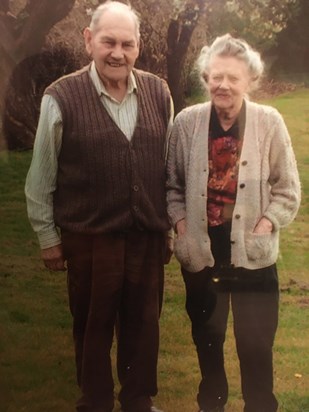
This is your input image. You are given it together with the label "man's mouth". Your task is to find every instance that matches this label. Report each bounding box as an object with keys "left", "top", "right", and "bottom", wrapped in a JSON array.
[{"left": 108, "top": 62, "right": 124, "bottom": 67}]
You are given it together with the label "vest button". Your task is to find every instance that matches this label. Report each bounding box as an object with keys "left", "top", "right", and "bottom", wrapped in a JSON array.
[
  {"left": 133, "top": 185, "right": 139, "bottom": 191},
  {"left": 133, "top": 205, "right": 139, "bottom": 212}
]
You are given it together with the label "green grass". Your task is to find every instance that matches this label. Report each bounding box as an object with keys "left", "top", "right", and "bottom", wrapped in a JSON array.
[
  {"left": 262, "top": 89, "right": 309, "bottom": 284},
  {"left": 0, "top": 89, "right": 308, "bottom": 412}
]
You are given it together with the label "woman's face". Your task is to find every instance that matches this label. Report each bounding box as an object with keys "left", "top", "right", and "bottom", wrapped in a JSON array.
[{"left": 208, "top": 55, "right": 251, "bottom": 114}]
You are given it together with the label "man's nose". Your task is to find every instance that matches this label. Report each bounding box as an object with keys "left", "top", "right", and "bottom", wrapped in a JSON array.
[{"left": 111, "top": 45, "right": 124, "bottom": 59}]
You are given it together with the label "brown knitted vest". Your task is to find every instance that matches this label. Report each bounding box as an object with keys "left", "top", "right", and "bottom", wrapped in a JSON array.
[{"left": 45, "top": 65, "right": 171, "bottom": 234}]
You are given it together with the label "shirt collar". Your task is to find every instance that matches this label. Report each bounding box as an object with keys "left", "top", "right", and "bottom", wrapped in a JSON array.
[
  {"left": 89, "top": 61, "right": 137, "bottom": 98},
  {"left": 210, "top": 101, "right": 246, "bottom": 139}
]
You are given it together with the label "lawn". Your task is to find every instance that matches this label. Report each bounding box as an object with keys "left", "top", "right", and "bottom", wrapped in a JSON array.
[{"left": 0, "top": 89, "right": 308, "bottom": 412}]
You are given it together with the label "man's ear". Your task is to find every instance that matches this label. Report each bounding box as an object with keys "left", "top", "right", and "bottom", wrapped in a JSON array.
[
  {"left": 138, "top": 38, "right": 144, "bottom": 55},
  {"left": 83, "top": 27, "right": 92, "bottom": 56}
]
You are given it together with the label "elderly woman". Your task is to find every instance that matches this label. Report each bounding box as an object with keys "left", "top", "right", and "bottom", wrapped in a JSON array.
[{"left": 166, "top": 34, "right": 301, "bottom": 412}]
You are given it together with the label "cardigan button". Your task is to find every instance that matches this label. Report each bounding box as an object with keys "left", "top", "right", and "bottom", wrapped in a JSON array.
[
  {"left": 235, "top": 214, "right": 241, "bottom": 219},
  {"left": 239, "top": 183, "right": 245, "bottom": 189},
  {"left": 241, "top": 160, "right": 248, "bottom": 166}
]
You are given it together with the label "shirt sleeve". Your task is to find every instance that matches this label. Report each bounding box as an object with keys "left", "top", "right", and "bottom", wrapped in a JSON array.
[{"left": 25, "top": 94, "right": 63, "bottom": 249}]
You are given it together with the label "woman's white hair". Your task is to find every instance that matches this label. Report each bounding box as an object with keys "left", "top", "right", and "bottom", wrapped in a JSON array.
[
  {"left": 197, "top": 33, "right": 264, "bottom": 91},
  {"left": 89, "top": 1, "right": 140, "bottom": 41}
]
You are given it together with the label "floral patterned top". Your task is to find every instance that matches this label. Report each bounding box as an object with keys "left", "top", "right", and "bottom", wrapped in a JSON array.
[{"left": 207, "top": 104, "right": 245, "bottom": 226}]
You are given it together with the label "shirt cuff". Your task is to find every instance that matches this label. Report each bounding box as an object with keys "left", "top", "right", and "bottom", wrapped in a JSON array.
[{"left": 37, "top": 228, "right": 62, "bottom": 249}]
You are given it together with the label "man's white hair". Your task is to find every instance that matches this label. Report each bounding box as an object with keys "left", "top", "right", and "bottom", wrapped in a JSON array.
[{"left": 89, "top": 1, "right": 140, "bottom": 41}]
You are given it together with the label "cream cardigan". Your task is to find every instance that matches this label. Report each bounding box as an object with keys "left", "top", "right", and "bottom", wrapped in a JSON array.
[{"left": 166, "top": 100, "right": 301, "bottom": 273}]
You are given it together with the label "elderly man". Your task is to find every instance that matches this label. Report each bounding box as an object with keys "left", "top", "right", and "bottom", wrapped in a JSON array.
[{"left": 25, "top": 2, "right": 173, "bottom": 412}]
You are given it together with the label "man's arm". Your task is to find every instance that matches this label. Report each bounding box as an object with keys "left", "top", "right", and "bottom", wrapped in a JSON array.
[{"left": 25, "top": 94, "right": 65, "bottom": 271}]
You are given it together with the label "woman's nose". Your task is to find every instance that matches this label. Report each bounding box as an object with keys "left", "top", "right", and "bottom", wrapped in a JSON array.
[{"left": 219, "top": 77, "right": 229, "bottom": 89}]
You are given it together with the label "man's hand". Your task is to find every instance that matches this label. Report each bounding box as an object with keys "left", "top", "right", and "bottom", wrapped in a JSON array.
[
  {"left": 253, "top": 217, "right": 273, "bottom": 234},
  {"left": 41, "top": 244, "right": 66, "bottom": 271}
]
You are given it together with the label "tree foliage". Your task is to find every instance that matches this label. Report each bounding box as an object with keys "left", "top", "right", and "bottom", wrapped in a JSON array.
[
  {"left": 0, "top": 0, "right": 75, "bottom": 70},
  {"left": 129, "top": 0, "right": 208, "bottom": 112},
  {"left": 270, "top": 0, "right": 309, "bottom": 80},
  {"left": 0, "top": 0, "right": 76, "bottom": 149},
  {"left": 129, "top": 0, "right": 299, "bottom": 111},
  {"left": 1, "top": 0, "right": 306, "bottom": 150},
  {"left": 3, "top": 46, "right": 81, "bottom": 150}
]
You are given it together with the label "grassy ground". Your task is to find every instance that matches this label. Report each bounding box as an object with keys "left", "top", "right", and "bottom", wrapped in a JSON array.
[{"left": 0, "top": 89, "right": 308, "bottom": 412}]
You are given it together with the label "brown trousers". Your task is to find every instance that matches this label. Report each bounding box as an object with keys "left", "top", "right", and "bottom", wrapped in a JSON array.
[{"left": 62, "top": 230, "right": 165, "bottom": 412}]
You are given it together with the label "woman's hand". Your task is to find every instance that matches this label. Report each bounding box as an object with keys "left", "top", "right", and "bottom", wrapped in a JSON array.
[
  {"left": 253, "top": 217, "right": 273, "bottom": 234},
  {"left": 176, "top": 219, "right": 186, "bottom": 237}
]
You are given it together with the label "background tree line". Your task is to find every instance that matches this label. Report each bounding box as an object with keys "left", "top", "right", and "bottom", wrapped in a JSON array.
[{"left": 0, "top": 0, "right": 308, "bottom": 150}]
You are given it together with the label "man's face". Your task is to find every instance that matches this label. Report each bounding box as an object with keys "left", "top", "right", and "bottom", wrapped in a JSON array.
[{"left": 84, "top": 9, "right": 139, "bottom": 85}]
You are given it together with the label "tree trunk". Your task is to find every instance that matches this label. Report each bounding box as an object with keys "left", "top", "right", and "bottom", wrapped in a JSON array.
[
  {"left": 0, "top": 0, "right": 75, "bottom": 150},
  {"left": 167, "top": 20, "right": 193, "bottom": 114},
  {"left": 166, "top": 0, "right": 206, "bottom": 114}
]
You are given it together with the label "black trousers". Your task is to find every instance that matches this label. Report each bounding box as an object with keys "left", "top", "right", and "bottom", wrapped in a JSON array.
[
  {"left": 62, "top": 230, "right": 165, "bottom": 412},
  {"left": 182, "top": 264, "right": 279, "bottom": 412},
  {"left": 182, "top": 222, "right": 279, "bottom": 412}
]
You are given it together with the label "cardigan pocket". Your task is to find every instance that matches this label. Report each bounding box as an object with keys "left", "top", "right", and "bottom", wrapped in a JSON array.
[{"left": 245, "top": 231, "right": 274, "bottom": 261}]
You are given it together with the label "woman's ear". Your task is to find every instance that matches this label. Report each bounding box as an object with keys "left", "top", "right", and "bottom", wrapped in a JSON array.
[{"left": 202, "top": 73, "right": 209, "bottom": 83}]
